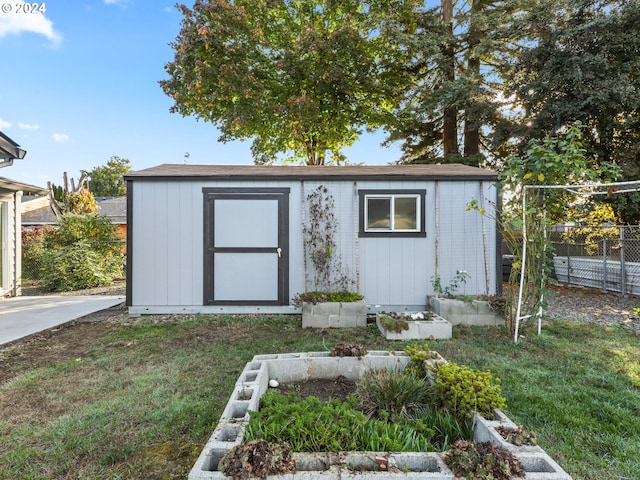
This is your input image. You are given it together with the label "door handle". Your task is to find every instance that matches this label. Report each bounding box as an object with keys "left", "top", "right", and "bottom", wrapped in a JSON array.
[{"left": 276, "top": 247, "right": 282, "bottom": 258}]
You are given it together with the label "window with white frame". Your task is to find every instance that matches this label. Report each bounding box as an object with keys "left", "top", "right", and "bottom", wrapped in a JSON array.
[{"left": 358, "top": 190, "right": 426, "bottom": 237}]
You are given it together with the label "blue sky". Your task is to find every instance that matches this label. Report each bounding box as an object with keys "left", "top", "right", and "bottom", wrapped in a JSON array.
[{"left": 0, "top": 0, "right": 402, "bottom": 188}]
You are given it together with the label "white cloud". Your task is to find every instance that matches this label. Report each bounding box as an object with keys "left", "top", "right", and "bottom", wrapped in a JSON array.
[
  {"left": 104, "top": 0, "right": 129, "bottom": 5},
  {"left": 0, "top": 118, "right": 12, "bottom": 129},
  {"left": 52, "top": 133, "right": 70, "bottom": 143},
  {"left": 0, "top": 1, "right": 62, "bottom": 43},
  {"left": 18, "top": 122, "right": 39, "bottom": 130}
]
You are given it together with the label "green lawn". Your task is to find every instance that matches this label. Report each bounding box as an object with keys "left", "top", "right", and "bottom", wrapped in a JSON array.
[{"left": 0, "top": 314, "right": 638, "bottom": 479}]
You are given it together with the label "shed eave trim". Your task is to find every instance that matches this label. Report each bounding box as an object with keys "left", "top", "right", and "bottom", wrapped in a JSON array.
[{"left": 124, "top": 173, "right": 498, "bottom": 182}]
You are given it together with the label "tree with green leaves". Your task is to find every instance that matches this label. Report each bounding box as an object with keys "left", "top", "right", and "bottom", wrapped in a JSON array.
[
  {"left": 501, "top": 0, "right": 640, "bottom": 219},
  {"left": 160, "top": 0, "right": 420, "bottom": 165},
  {"left": 473, "top": 124, "right": 620, "bottom": 337},
  {"left": 85, "top": 156, "right": 131, "bottom": 197},
  {"left": 48, "top": 172, "right": 96, "bottom": 218},
  {"left": 386, "top": 0, "right": 523, "bottom": 165}
]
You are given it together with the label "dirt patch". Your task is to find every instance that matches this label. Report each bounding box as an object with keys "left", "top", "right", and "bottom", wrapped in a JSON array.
[
  {"left": 545, "top": 283, "right": 640, "bottom": 333},
  {"left": 276, "top": 376, "right": 357, "bottom": 402},
  {"left": 0, "top": 303, "right": 128, "bottom": 386}
]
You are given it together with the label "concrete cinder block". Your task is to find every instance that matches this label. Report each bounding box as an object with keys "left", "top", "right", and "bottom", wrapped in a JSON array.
[
  {"left": 376, "top": 313, "right": 452, "bottom": 340},
  {"left": 427, "top": 297, "right": 503, "bottom": 326},
  {"left": 302, "top": 301, "right": 367, "bottom": 328},
  {"left": 189, "top": 353, "right": 573, "bottom": 480}
]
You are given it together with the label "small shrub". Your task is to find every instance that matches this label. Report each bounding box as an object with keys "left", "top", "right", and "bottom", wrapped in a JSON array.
[
  {"left": 22, "top": 226, "right": 53, "bottom": 280},
  {"left": 293, "top": 290, "right": 363, "bottom": 306},
  {"left": 379, "top": 314, "right": 409, "bottom": 333},
  {"left": 356, "top": 369, "right": 432, "bottom": 422},
  {"left": 444, "top": 440, "right": 525, "bottom": 480},
  {"left": 40, "top": 240, "right": 122, "bottom": 291},
  {"left": 432, "top": 362, "right": 506, "bottom": 420},
  {"left": 404, "top": 342, "right": 442, "bottom": 378}
]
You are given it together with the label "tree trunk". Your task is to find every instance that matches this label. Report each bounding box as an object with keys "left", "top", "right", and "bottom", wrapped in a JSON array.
[
  {"left": 441, "top": 0, "right": 458, "bottom": 159},
  {"left": 463, "top": 0, "right": 482, "bottom": 161}
]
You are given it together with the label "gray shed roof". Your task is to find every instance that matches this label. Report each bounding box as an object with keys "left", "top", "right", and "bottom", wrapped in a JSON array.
[{"left": 124, "top": 163, "right": 498, "bottom": 182}]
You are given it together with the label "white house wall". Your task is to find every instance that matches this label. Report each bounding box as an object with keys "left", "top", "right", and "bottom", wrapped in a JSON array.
[{"left": 129, "top": 178, "right": 497, "bottom": 312}]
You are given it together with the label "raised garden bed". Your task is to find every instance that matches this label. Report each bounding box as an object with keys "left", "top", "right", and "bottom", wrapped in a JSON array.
[
  {"left": 302, "top": 300, "right": 367, "bottom": 328},
  {"left": 376, "top": 311, "right": 452, "bottom": 340},
  {"left": 189, "top": 351, "right": 571, "bottom": 480},
  {"left": 427, "top": 296, "right": 504, "bottom": 327}
]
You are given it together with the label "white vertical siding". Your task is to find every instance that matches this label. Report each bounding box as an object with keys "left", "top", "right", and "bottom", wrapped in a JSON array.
[
  {"left": 130, "top": 176, "right": 497, "bottom": 310},
  {"left": 433, "top": 180, "right": 497, "bottom": 297},
  {"left": 358, "top": 180, "right": 431, "bottom": 307},
  {"left": 131, "top": 181, "right": 204, "bottom": 307}
]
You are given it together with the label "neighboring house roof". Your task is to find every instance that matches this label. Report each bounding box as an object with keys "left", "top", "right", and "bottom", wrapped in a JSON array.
[
  {"left": 21, "top": 196, "right": 127, "bottom": 226},
  {"left": 0, "top": 131, "right": 27, "bottom": 166},
  {"left": 0, "top": 177, "right": 48, "bottom": 195},
  {"left": 22, "top": 195, "right": 50, "bottom": 212},
  {"left": 124, "top": 163, "right": 498, "bottom": 182},
  {"left": 94, "top": 196, "right": 127, "bottom": 224}
]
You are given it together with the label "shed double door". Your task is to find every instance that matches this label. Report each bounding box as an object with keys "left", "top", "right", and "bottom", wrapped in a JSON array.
[{"left": 203, "top": 188, "right": 289, "bottom": 305}]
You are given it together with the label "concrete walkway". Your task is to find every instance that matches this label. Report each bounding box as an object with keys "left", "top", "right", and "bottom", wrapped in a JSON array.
[{"left": 0, "top": 295, "right": 125, "bottom": 346}]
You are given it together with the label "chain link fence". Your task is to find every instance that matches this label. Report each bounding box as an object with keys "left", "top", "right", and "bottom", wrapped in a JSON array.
[
  {"left": 22, "top": 239, "right": 127, "bottom": 282},
  {"left": 550, "top": 225, "right": 640, "bottom": 296}
]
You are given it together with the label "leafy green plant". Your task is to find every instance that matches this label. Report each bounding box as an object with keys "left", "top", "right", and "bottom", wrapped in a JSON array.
[
  {"left": 356, "top": 368, "right": 432, "bottom": 422},
  {"left": 244, "top": 390, "right": 439, "bottom": 452},
  {"left": 34, "top": 212, "right": 123, "bottom": 291},
  {"left": 474, "top": 124, "right": 621, "bottom": 338},
  {"left": 403, "top": 342, "right": 442, "bottom": 377},
  {"left": 357, "top": 418, "right": 434, "bottom": 452},
  {"left": 293, "top": 290, "right": 363, "bottom": 307},
  {"left": 432, "top": 362, "right": 506, "bottom": 420},
  {"left": 245, "top": 391, "right": 364, "bottom": 451},
  {"left": 416, "top": 406, "right": 473, "bottom": 451},
  {"left": 21, "top": 226, "right": 54, "bottom": 280},
  {"left": 444, "top": 440, "right": 525, "bottom": 480},
  {"left": 40, "top": 240, "right": 122, "bottom": 291},
  {"left": 431, "top": 270, "right": 470, "bottom": 297},
  {"left": 378, "top": 314, "right": 409, "bottom": 333}
]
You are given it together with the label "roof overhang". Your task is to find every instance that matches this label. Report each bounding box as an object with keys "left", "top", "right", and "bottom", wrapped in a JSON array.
[
  {"left": 0, "top": 176, "right": 48, "bottom": 195},
  {"left": 0, "top": 131, "right": 27, "bottom": 166},
  {"left": 124, "top": 163, "right": 499, "bottom": 183}
]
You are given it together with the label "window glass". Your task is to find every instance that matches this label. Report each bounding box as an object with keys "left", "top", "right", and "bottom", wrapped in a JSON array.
[
  {"left": 359, "top": 190, "right": 425, "bottom": 237},
  {"left": 367, "top": 198, "right": 391, "bottom": 229},
  {"left": 394, "top": 197, "right": 417, "bottom": 230}
]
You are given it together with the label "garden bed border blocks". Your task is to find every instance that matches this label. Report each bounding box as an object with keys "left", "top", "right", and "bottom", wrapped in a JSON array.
[
  {"left": 302, "top": 300, "right": 368, "bottom": 328},
  {"left": 189, "top": 351, "right": 572, "bottom": 480},
  {"left": 427, "top": 296, "right": 504, "bottom": 326},
  {"left": 376, "top": 312, "right": 452, "bottom": 340}
]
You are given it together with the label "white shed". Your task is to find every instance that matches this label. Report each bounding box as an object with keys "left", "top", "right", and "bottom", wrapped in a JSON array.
[{"left": 124, "top": 164, "right": 499, "bottom": 314}]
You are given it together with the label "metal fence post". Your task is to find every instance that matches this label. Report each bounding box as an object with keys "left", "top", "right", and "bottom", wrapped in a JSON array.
[
  {"left": 567, "top": 228, "right": 571, "bottom": 285},
  {"left": 603, "top": 238, "right": 608, "bottom": 291},
  {"left": 621, "top": 226, "right": 627, "bottom": 297}
]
